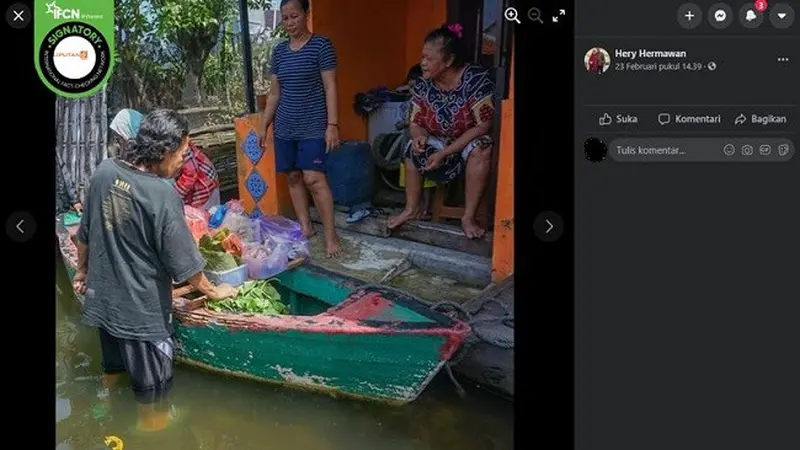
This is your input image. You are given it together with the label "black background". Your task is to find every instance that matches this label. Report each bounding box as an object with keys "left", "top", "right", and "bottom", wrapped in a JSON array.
[
  {"left": 515, "top": 0, "right": 575, "bottom": 447},
  {"left": 3, "top": 0, "right": 56, "bottom": 433}
]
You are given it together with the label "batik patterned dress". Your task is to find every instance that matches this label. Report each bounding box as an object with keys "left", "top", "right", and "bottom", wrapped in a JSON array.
[{"left": 404, "top": 64, "right": 495, "bottom": 184}]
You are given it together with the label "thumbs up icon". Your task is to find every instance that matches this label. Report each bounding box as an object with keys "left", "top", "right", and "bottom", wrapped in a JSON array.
[{"left": 598, "top": 113, "right": 612, "bottom": 126}]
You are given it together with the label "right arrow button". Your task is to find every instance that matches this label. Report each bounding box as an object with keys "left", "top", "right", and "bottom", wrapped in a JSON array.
[{"left": 534, "top": 211, "right": 564, "bottom": 242}]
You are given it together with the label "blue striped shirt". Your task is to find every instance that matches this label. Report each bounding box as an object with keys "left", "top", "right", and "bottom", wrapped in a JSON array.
[{"left": 269, "top": 35, "right": 337, "bottom": 140}]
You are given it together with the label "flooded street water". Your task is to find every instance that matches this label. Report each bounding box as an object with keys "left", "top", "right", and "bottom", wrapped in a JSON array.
[{"left": 55, "top": 260, "right": 513, "bottom": 450}]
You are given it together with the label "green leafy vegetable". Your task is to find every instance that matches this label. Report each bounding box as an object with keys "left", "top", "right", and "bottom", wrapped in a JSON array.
[
  {"left": 198, "top": 228, "right": 241, "bottom": 271},
  {"left": 207, "top": 279, "right": 289, "bottom": 315}
]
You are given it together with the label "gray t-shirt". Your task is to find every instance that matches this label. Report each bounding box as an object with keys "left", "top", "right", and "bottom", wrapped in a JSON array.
[{"left": 77, "top": 158, "right": 205, "bottom": 341}]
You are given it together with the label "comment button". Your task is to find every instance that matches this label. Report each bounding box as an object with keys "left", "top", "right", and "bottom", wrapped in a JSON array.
[{"left": 608, "top": 137, "right": 794, "bottom": 163}]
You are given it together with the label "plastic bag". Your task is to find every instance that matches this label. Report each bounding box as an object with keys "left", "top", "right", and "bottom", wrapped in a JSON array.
[
  {"left": 257, "top": 215, "right": 309, "bottom": 260},
  {"left": 226, "top": 199, "right": 245, "bottom": 214},
  {"left": 221, "top": 211, "right": 262, "bottom": 244},
  {"left": 208, "top": 204, "right": 228, "bottom": 229},
  {"left": 268, "top": 233, "right": 310, "bottom": 260},
  {"left": 184, "top": 206, "right": 210, "bottom": 241},
  {"left": 221, "top": 232, "right": 244, "bottom": 257},
  {"left": 258, "top": 215, "right": 305, "bottom": 242},
  {"left": 242, "top": 241, "right": 289, "bottom": 280}
]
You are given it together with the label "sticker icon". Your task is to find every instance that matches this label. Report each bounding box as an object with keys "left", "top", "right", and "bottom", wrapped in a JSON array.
[{"left": 34, "top": 1, "right": 115, "bottom": 98}]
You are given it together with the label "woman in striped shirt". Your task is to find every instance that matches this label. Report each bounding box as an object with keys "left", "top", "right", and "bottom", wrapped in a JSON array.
[{"left": 258, "top": 0, "right": 341, "bottom": 258}]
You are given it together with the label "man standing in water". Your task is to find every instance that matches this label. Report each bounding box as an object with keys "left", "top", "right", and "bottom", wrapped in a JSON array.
[{"left": 73, "top": 109, "right": 237, "bottom": 432}]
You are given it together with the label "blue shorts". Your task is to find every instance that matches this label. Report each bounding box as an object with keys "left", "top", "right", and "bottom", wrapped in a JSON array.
[{"left": 274, "top": 137, "right": 327, "bottom": 173}]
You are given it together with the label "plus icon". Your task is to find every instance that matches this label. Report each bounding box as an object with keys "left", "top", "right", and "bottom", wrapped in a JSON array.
[{"left": 678, "top": 4, "right": 702, "bottom": 29}]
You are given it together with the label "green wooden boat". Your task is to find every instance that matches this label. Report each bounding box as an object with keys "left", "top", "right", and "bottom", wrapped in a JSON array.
[
  {"left": 56, "top": 214, "right": 83, "bottom": 301},
  {"left": 56, "top": 214, "right": 471, "bottom": 405}
]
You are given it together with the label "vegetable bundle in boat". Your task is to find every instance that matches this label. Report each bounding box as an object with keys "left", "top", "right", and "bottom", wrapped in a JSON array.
[
  {"left": 207, "top": 279, "right": 288, "bottom": 315},
  {"left": 198, "top": 228, "right": 243, "bottom": 271}
]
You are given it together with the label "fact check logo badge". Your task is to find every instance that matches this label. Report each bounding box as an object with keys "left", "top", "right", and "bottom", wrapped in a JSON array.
[{"left": 34, "top": 0, "right": 116, "bottom": 98}]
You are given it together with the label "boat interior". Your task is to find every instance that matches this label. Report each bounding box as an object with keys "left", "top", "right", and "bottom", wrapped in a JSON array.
[{"left": 176, "top": 264, "right": 463, "bottom": 330}]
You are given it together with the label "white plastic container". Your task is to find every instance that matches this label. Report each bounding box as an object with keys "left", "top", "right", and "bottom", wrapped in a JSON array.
[{"left": 367, "top": 102, "right": 406, "bottom": 146}]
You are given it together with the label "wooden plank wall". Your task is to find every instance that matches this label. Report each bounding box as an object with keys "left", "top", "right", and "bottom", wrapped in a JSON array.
[{"left": 55, "top": 87, "right": 109, "bottom": 203}]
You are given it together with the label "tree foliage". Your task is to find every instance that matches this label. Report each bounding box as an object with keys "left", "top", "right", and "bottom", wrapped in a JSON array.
[{"left": 109, "top": 0, "right": 276, "bottom": 123}]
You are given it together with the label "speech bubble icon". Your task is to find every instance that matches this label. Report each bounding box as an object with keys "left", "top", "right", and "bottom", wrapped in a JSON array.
[{"left": 658, "top": 113, "right": 671, "bottom": 125}]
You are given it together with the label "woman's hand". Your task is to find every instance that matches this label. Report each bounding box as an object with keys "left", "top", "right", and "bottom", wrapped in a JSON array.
[
  {"left": 424, "top": 151, "right": 445, "bottom": 172},
  {"left": 257, "top": 128, "right": 267, "bottom": 149},
  {"left": 412, "top": 135, "right": 428, "bottom": 154},
  {"left": 325, "top": 124, "right": 340, "bottom": 152},
  {"left": 208, "top": 283, "right": 238, "bottom": 301},
  {"left": 73, "top": 269, "right": 87, "bottom": 294}
]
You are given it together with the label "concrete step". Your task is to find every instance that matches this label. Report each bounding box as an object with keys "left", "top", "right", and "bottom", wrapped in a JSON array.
[
  {"left": 306, "top": 226, "right": 491, "bottom": 304},
  {"left": 309, "top": 207, "right": 493, "bottom": 258}
]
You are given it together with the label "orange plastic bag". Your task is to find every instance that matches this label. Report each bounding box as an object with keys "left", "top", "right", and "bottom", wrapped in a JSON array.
[
  {"left": 221, "top": 232, "right": 243, "bottom": 257},
  {"left": 184, "top": 206, "right": 210, "bottom": 241}
]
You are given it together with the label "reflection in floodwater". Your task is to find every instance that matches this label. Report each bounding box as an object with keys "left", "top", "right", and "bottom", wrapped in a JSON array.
[{"left": 55, "top": 260, "right": 513, "bottom": 450}]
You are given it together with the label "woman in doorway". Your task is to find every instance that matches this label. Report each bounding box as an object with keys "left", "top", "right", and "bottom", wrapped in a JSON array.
[
  {"left": 387, "top": 24, "right": 495, "bottom": 239},
  {"left": 258, "top": 0, "right": 341, "bottom": 258}
]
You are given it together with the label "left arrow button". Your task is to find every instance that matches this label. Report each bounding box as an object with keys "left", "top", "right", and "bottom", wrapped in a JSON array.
[{"left": 6, "top": 211, "right": 36, "bottom": 243}]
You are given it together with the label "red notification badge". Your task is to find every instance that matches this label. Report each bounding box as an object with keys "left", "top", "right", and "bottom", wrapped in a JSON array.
[{"left": 754, "top": 0, "right": 768, "bottom": 12}]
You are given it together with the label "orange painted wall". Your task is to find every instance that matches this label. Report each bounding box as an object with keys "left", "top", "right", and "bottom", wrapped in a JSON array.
[
  {"left": 491, "top": 47, "right": 514, "bottom": 282},
  {"left": 404, "top": 0, "right": 448, "bottom": 70},
  {"left": 235, "top": 114, "right": 293, "bottom": 217},
  {"left": 310, "top": 0, "right": 409, "bottom": 141}
]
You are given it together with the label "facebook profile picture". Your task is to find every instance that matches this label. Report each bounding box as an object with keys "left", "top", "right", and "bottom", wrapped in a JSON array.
[{"left": 584, "top": 47, "right": 611, "bottom": 75}]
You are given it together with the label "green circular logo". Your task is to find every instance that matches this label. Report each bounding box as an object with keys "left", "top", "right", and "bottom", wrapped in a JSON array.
[{"left": 39, "top": 21, "right": 110, "bottom": 94}]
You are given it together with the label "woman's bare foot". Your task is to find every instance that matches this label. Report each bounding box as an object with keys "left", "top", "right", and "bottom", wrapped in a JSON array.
[
  {"left": 387, "top": 208, "right": 420, "bottom": 230},
  {"left": 325, "top": 235, "right": 342, "bottom": 258},
  {"left": 301, "top": 223, "right": 317, "bottom": 238},
  {"left": 137, "top": 409, "right": 173, "bottom": 432},
  {"left": 461, "top": 217, "right": 486, "bottom": 239}
]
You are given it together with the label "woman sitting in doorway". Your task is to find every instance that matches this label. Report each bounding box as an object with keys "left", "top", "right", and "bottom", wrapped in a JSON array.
[
  {"left": 110, "top": 108, "right": 221, "bottom": 209},
  {"left": 397, "top": 63, "right": 435, "bottom": 221},
  {"left": 387, "top": 24, "right": 495, "bottom": 239}
]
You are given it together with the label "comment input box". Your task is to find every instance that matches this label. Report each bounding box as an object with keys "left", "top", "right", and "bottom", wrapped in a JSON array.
[{"left": 608, "top": 137, "right": 794, "bottom": 163}]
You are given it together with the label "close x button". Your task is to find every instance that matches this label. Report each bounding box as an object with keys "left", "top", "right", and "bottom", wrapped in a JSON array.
[{"left": 534, "top": 211, "right": 564, "bottom": 242}]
